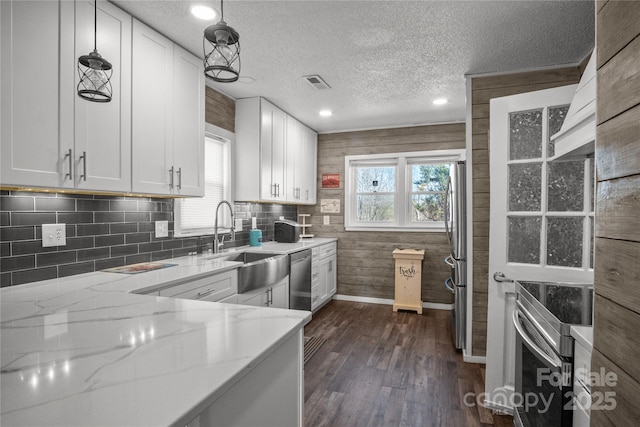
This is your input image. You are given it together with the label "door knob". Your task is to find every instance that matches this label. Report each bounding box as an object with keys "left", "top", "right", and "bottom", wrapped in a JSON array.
[{"left": 493, "top": 271, "right": 514, "bottom": 283}]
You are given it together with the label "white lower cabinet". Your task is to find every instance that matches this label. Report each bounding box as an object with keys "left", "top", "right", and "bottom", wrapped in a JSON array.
[
  {"left": 187, "top": 330, "right": 304, "bottom": 427},
  {"left": 217, "top": 294, "right": 238, "bottom": 304},
  {"left": 237, "top": 277, "right": 289, "bottom": 309},
  {"left": 311, "top": 243, "right": 337, "bottom": 311}
]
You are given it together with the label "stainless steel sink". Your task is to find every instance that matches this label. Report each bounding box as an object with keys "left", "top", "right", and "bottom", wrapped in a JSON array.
[{"left": 220, "top": 252, "right": 289, "bottom": 293}]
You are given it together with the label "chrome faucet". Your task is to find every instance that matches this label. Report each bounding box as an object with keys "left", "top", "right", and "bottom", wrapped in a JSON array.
[{"left": 214, "top": 200, "right": 235, "bottom": 254}]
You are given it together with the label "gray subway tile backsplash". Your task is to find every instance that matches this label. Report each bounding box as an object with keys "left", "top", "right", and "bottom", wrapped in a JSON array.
[{"left": 0, "top": 191, "right": 297, "bottom": 287}]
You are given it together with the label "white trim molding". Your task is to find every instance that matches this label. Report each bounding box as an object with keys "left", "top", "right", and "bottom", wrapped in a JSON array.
[{"left": 333, "top": 294, "right": 453, "bottom": 311}]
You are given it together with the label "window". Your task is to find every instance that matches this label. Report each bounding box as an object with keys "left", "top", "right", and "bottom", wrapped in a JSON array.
[
  {"left": 174, "top": 129, "right": 232, "bottom": 237},
  {"left": 345, "top": 150, "right": 465, "bottom": 231}
]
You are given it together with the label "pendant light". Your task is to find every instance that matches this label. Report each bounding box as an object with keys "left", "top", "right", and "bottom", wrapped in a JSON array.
[
  {"left": 77, "top": 0, "right": 113, "bottom": 102},
  {"left": 203, "top": 0, "right": 240, "bottom": 83}
]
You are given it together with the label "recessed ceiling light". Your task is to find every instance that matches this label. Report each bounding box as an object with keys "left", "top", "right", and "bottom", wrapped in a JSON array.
[
  {"left": 191, "top": 5, "right": 217, "bottom": 20},
  {"left": 433, "top": 98, "right": 448, "bottom": 106},
  {"left": 319, "top": 110, "right": 333, "bottom": 117}
]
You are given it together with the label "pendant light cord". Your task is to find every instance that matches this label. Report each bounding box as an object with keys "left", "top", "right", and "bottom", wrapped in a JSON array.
[
  {"left": 221, "top": 0, "right": 224, "bottom": 20},
  {"left": 93, "top": 0, "right": 97, "bottom": 51}
]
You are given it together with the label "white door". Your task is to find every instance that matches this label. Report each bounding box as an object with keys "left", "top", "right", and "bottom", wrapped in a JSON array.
[
  {"left": 270, "top": 278, "right": 289, "bottom": 309},
  {"left": 285, "top": 115, "right": 303, "bottom": 202},
  {"left": 484, "top": 84, "right": 595, "bottom": 412},
  {"left": 260, "top": 99, "right": 287, "bottom": 201},
  {"left": 172, "top": 44, "right": 204, "bottom": 197},
  {"left": 131, "top": 19, "right": 174, "bottom": 195},
  {"left": 73, "top": 0, "right": 131, "bottom": 192},
  {"left": 1, "top": 0, "right": 66, "bottom": 188},
  {"left": 301, "top": 126, "right": 318, "bottom": 204}
]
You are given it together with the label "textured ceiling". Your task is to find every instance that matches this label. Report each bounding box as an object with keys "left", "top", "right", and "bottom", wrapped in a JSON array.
[{"left": 112, "top": 0, "right": 595, "bottom": 133}]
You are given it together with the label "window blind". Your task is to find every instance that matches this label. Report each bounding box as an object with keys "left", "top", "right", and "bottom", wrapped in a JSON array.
[{"left": 175, "top": 136, "right": 230, "bottom": 236}]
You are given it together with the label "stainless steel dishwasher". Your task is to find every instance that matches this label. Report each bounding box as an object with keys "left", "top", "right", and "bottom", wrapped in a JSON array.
[{"left": 289, "top": 249, "right": 312, "bottom": 311}]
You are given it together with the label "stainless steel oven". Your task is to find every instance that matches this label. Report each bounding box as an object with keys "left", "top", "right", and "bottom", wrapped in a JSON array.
[{"left": 513, "top": 281, "right": 593, "bottom": 427}]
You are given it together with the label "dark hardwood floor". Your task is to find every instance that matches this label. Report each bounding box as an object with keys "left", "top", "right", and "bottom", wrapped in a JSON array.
[{"left": 303, "top": 300, "right": 513, "bottom": 427}]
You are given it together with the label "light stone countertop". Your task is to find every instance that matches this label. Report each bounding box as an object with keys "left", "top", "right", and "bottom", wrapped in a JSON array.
[{"left": 0, "top": 238, "right": 336, "bottom": 426}]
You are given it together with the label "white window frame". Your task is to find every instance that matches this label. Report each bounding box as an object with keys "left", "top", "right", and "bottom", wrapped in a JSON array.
[
  {"left": 174, "top": 123, "right": 234, "bottom": 237},
  {"left": 344, "top": 149, "right": 465, "bottom": 232}
]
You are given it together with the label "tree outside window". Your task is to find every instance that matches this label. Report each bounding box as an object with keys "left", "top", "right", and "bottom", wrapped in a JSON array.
[{"left": 410, "top": 163, "right": 451, "bottom": 223}]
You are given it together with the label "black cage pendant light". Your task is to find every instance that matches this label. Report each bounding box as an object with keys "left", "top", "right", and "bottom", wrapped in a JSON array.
[
  {"left": 203, "top": 0, "right": 240, "bottom": 82},
  {"left": 77, "top": 0, "right": 113, "bottom": 102}
]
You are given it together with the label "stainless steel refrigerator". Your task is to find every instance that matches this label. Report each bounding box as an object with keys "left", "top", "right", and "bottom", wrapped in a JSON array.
[{"left": 444, "top": 161, "right": 466, "bottom": 350}]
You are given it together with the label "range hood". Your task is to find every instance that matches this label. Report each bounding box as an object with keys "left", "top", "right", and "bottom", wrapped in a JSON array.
[{"left": 550, "top": 52, "right": 596, "bottom": 160}]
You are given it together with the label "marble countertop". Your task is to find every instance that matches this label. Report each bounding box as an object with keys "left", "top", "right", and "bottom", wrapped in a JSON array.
[
  {"left": 570, "top": 325, "right": 593, "bottom": 352},
  {"left": 0, "top": 239, "right": 330, "bottom": 426}
]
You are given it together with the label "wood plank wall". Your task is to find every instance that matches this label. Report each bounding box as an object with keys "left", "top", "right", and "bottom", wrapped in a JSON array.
[
  {"left": 299, "top": 124, "right": 465, "bottom": 304},
  {"left": 469, "top": 67, "right": 582, "bottom": 356},
  {"left": 591, "top": 1, "right": 640, "bottom": 425},
  {"left": 205, "top": 86, "right": 235, "bottom": 132}
]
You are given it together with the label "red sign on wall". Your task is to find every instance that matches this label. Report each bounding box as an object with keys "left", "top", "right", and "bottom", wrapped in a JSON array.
[{"left": 321, "top": 173, "right": 340, "bottom": 188}]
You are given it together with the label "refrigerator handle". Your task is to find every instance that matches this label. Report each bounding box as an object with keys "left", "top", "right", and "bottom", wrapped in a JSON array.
[
  {"left": 444, "top": 255, "right": 455, "bottom": 267},
  {"left": 444, "top": 176, "right": 452, "bottom": 250},
  {"left": 444, "top": 277, "right": 455, "bottom": 294}
]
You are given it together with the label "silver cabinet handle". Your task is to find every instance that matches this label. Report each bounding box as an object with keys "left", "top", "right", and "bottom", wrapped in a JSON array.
[
  {"left": 271, "top": 183, "right": 277, "bottom": 197},
  {"left": 276, "top": 183, "right": 280, "bottom": 197},
  {"left": 493, "top": 271, "right": 514, "bottom": 283},
  {"left": 64, "top": 149, "right": 73, "bottom": 180},
  {"left": 79, "top": 151, "right": 87, "bottom": 181},
  {"left": 177, "top": 167, "right": 182, "bottom": 189},
  {"left": 197, "top": 288, "right": 216, "bottom": 298},
  {"left": 305, "top": 189, "right": 309, "bottom": 200},
  {"left": 169, "top": 166, "right": 174, "bottom": 189}
]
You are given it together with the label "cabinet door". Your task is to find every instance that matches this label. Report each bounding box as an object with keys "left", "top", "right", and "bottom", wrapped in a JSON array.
[
  {"left": 260, "top": 99, "right": 287, "bottom": 201},
  {"left": 172, "top": 45, "right": 204, "bottom": 197},
  {"left": 326, "top": 255, "right": 337, "bottom": 296},
  {"left": 131, "top": 19, "right": 174, "bottom": 195},
  {"left": 73, "top": 0, "right": 131, "bottom": 192},
  {"left": 238, "top": 289, "right": 268, "bottom": 307},
  {"left": 1, "top": 0, "right": 67, "bottom": 188},
  {"left": 302, "top": 126, "right": 318, "bottom": 204},
  {"left": 217, "top": 294, "right": 238, "bottom": 304},
  {"left": 270, "top": 277, "right": 289, "bottom": 309},
  {"left": 285, "top": 116, "right": 303, "bottom": 202}
]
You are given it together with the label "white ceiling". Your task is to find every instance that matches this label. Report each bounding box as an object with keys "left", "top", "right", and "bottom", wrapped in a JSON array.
[{"left": 112, "top": 0, "right": 595, "bottom": 133}]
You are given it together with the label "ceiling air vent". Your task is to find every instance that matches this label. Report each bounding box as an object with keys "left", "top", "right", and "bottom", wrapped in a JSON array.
[{"left": 304, "top": 74, "right": 331, "bottom": 90}]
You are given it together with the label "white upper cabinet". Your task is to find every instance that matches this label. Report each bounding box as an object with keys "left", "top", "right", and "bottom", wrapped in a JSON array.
[
  {"left": 131, "top": 19, "right": 204, "bottom": 197},
  {"left": 1, "top": 0, "right": 131, "bottom": 192},
  {"left": 286, "top": 116, "right": 317, "bottom": 204},
  {"left": 70, "top": 0, "right": 132, "bottom": 192},
  {"left": 260, "top": 99, "right": 287, "bottom": 201},
  {"left": 235, "top": 97, "right": 317, "bottom": 204}
]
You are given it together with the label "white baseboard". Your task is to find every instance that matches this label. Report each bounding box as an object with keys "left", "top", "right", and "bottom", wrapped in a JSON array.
[
  {"left": 332, "top": 294, "right": 453, "bottom": 311},
  {"left": 481, "top": 399, "right": 514, "bottom": 416},
  {"left": 463, "top": 348, "right": 487, "bottom": 364}
]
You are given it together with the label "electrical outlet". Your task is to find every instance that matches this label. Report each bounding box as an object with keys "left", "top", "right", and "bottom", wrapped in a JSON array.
[
  {"left": 323, "top": 216, "right": 330, "bottom": 225},
  {"left": 279, "top": 216, "right": 285, "bottom": 220},
  {"left": 251, "top": 217, "right": 257, "bottom": 229},
  {"left": 234, "top": 218, "right": 243, "bottom": 232},
  {"left": 42, "top": 224, "right": 66, "bottom": 247},
  {"left": 155, "top": 220, "right": 169, "bottom": 238}
]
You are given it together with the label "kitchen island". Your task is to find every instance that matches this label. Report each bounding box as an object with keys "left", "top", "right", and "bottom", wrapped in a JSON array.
[{"left": 0, "top": 254, "right": 312, "bottom": 426}]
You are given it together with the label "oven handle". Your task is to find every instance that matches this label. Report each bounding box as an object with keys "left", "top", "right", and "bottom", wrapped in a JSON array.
[{"left": 512, "top": 309, "right": 562, "bottom": 369}]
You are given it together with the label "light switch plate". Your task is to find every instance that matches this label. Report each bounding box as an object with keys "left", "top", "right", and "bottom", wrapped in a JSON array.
[
  {"left": 323, "top": 216, "right": 330, "bottom": 225},
  {"left": 155, "top": 220, "right": 169, "bottom": 238},
  {"left": 235, "top": 218, "right": 243, "bottom": 231},
  {"left": 42, "top": 223, "right": 66, "bottom": 247},
  {"left": 251, "top": 217, "right": 257, "bottom": 229}
]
